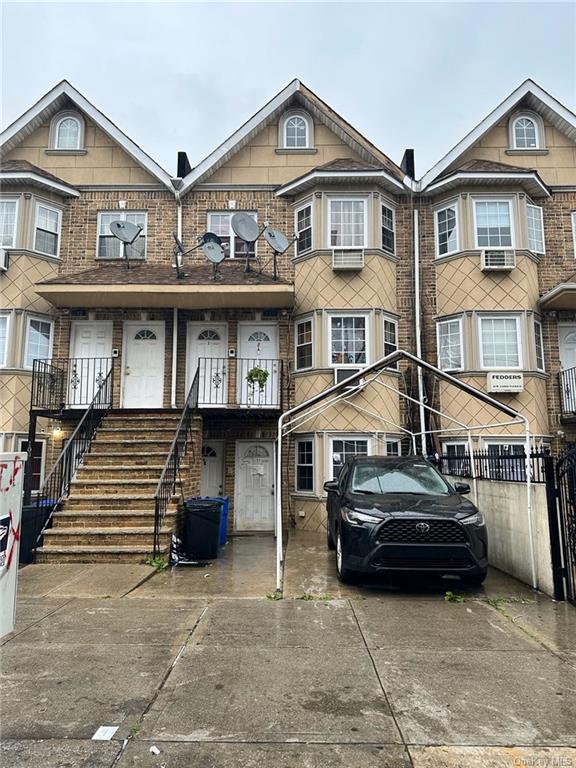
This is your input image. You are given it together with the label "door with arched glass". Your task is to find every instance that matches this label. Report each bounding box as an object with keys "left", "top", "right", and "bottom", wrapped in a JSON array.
[
  {"left": 122, "top": 322, "right": 165, "bottom": 408},
  {"left": 234, "top": 441, "right": 275, "bottom": 531},
  {"left": 237, "top": 324, "right": 279, "bottom": 407},
  {"left": 188, "top": 323, "right": 228, "bottom": 406}
]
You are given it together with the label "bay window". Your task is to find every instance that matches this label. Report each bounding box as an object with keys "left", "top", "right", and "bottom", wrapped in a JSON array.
[
  {"left": 526, "top": 203, "right": 545, "bottom": 254},
  {"left": 0, "top": 313, "right": 9, "bottom": 367},
  {"left": 295, "top": 318, "right": 313, "bottom": 370},
  {"left": 207, "top": 211, "right": 256, "bottom": 258},
  {"left": 383, "top": 316, "right": 398, "bottom": 369},
  {"left": 435, "top": 203, "right": 458, "bottom": 256},
  {"left": 34, "top": 203, "right": 61, "bottom": 256},
  {"left": 328, "top": 198, "right": 366, "bottom": 248},
  {"left": 295, "top": 438, "right": 314, "bottom": 492},
  {"left": 479, "top": 316, "right": 521, "bottom": 369},
  {"left": 24, "top": 316, "right": 53, "bottom": 369},
  {"left": 97, "top": 211, "right": 147, "bottom": 259},
  {"left": 330, "top": 437, "right": 370, "bottom": 480},
  {"left": 0, "top": 199, "right": 18, "bottom": 248},
  {"left": 295, "top": 203, "right": 312, "bottom": 255},
  {"left": 329, "top": 314, "right": 367, "bottom": 366},
  {"left": 474, "top": 200, "right": 513, "bottom": 248},
  {"left": 534, "top": 319, "right": 545, "bottom": 371},
  {"left": 381, "top": 204, "right": 395, "bottom": 254},
  {"left": 437, "top": 318, "right": 463, "bottom": 371}
]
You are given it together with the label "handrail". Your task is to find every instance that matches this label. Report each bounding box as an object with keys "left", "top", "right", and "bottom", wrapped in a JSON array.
[
  {"left": 559, "top": 366, "right": 576, "bottom": 417},
  {"left": 29, "top": 366, "right": 114, "bottom": 553},
  {"left": 439, "top": 448, "right": 550, "bottom": 484},
  {"left": 31, "top": 357, "right": 114, "bottom": 410},
  {"left": 153, "top": 368, "right": 200, "bottom": 556}
]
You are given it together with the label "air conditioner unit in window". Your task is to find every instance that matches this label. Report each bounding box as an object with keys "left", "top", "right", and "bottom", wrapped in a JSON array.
[
  {"left": 332, "top": 249, "right": 364, "bottom": 271},
  {"left": 334, "top": 367, "right": 365, "bottom": 393},
  {"left": 480, "top": 249, "right": 516, "bottom": 271},
  {"left": 0, "top": 248, "right": 8, "bottom": 273}
]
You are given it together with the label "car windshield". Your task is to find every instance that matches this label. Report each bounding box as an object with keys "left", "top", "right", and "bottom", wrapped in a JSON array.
[{"left": 350, "top": 462, "right": 452, "bottom": 496}]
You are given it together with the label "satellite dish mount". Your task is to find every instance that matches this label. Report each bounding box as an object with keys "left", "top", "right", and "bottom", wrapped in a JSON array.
[{"left": 108, "top": 220, "right": 143, "bottom": 271}]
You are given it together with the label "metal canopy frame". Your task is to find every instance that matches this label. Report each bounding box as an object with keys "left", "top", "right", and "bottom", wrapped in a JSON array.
[{"left": 275, "top": 349, "right": 535, "bottom": 592}]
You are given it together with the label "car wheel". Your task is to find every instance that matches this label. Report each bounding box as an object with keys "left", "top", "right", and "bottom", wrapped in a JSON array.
[
  {"left": 461, "top": 570, "right": 487, "bottom": 586},
  {"left": 326, "top": 522, "right": 336, "bottom": 551},
  {"left": 336, "top": 529, "right": 356, "bottom": 584}
]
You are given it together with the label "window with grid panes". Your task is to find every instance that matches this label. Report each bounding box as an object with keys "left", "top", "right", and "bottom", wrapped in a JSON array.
[
  {"left": 207, "top": 212, "right": 256, "bottom": 258},
  {"left": 296, "top": 439, "right": 314, "bottom": 491},
  {"left": 97, "top": 212, "right": 147, "bottom": 259},
  {"left": 295, "top": 319, "right": 313, "bottom": 369},
  {"left": 295, "top": 204, "right": 312, "bottom": 255},
  {"left": 330, "top": 316, "right": 366, "bottom": 365}
]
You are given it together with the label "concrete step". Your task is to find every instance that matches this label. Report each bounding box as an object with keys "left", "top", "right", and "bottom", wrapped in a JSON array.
[
  {"left": 42, "top": 527, "right": 170, "bottom": 547},
  {"left": 35, "top": 545, "right": 168, "bottom": 564},
  {"left": 51, "top": 510, "right": 177, "bottom": 528},
  {"left": 90, "top": 439, "right": 173, "bottom": 452},
  {"left": 70, "top": 479, "right": 159, "bottom": 495},
  {"left": 63, "top": 494, "right": 159, "bottom": 510},
  {"left": 76, "top": 465, "right": 185, "bottom": 480},
  {"left": 97, "top": 428, "right": 178, "bottom": 439},
  {"left": 82, "top": 452, "right": 172, "bottom": 466}
]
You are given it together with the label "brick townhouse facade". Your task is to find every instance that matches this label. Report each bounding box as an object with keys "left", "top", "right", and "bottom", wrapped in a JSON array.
[{"left": 0, "top": 78, "right": 574, "bottom": 561}]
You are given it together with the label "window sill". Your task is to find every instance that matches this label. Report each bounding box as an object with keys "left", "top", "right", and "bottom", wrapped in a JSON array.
[
  {"left": 505, "top": 149, "right": 549, "bottom": 156},
  {"left": 275, "top": 148, "right": 317, "bottom": 155},
  {"left": 45, "top": 149, "right": 87, "bottom": 156}
]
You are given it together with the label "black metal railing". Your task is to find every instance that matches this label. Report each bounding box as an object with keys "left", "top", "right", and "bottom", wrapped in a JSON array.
[
  {"left": 27, "top": 367, "right": 114, "bottom": 554},
  {"left": 153, "top": 369, "right": 200, "bottom": 556},
  {"left": 439, "top": 449, "right": 550, "bottom": 484},
  {"left": 31, "top": 357, "right": 114, "bottom": 410},
  {"left": 196, "top": 357, "right": 282, "bottom": 408},
  {"left": 559, "top": 366, "right": 576, "bottom": 419}
]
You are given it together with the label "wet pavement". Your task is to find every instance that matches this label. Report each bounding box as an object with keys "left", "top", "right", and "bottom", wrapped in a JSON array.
[{"left": 1, "top": 532, "right": 575, "bottom": 768}]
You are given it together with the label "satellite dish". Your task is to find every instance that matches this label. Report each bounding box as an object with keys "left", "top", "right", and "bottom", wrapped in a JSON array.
[
  {"left": 231, "top": 213, "right": 259, "bottom": 243},
  {"left": 263, "top": 227, "right": 290, "bottom": 254},
  {"left": 202, "top": 241, "right": 225, "bottom": 264},
  {"left": 109, "top": 220, "right": 142, "bottom": 244},
  {"left": 201, "top": 232, "right": 223, "bottom": 246}
]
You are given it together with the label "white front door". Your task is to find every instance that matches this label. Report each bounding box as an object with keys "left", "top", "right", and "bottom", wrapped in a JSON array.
[
  {"left": 201, "top": 442, "right": 224, "bottom": 497},
  {"left": 237, "top": 324, "right": 279, "bottom": 407},
  {"left": 235, "top": 441, "right": 275, "bottom": 531},
  {"left": 188, "top": 323, "right": 228, "bottom": 406},
  {"left": 122, "top": 322, "right": 165, "bottom": 408},
  {"left": 69, "top": 321, "right": 113, "bottom": 406},
  {"left": 559, "top": 325, "right": 576, "bottom": 412}
]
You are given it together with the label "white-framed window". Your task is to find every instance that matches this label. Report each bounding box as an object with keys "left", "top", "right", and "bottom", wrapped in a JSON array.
[
  {"left": 17, "top": 438, "right": 46, "bottom": 494},
  {"left": 473, "top": 199, "right": 514, "bottom": 249},
  {"left": 484, "top": 441, "right": 527, "bottom": 482},
  {"left": 55, "top": 116, "right": 81, "bottom": 150},
  {"left": 97, "top": 211, "right": 147, "bottom": 260},
  {"left": 478, "top": 315, "right": 522, "bottom": 370},
  {"left": 329, "top": 313, "right": 369, "bottom": 367},
  {"left": 34, "top": 202, "right": 62, "bottom": 257},
  {"left": 443, "top": 441, "right": 471, "bottom": 476},
  {"left": 534, "top": 319, "right": 545, "bottom": 372},
  {"left": 329, "top": 435, "right": 371, "bottom": 481},
  {"left": 435, "top": 202, "right": 459, "bottom": 257},
  {"left": 571, "top": 211, "right": 576, "bottom": 258},
  {"left": 295, "top": 317, "right": 313, "bottom": 370},
  {"left": 383, "top": 316, "right": 398, "bottom": 369},
  {"left": 381, "top": 203, "right": 395, "bottom": 254},
  {"left": 24, "top": 316, "right": 53, "bottom": 369},
  {"left": 437, "top": 318, "right": 463, "bottom": 371},
  {"left": 526, "top": 203, "right": 545, "bottom": 254},
  {"left": 385, "top": 438, "right": 401, "bottom": 456},
  {"left": 279, "top": 111, "right": 313, "bottom": 149},
  {"left": 295, "top": 202, "right": 312, "bottom": 255},
  {"left": 0, "top": 312, "right": 9, "bottom": 367},
  {"left": 295, "top": 437, "right": 314, "bottom": 493},
  {"left": 327, "top": 198, "right": 367, "bottom": 248},
  {"left": 207, "top": 211, "right": 256, "bottom": 258},
  {"left": 512, "top": 115, "right": 539, "bottom": 150},
  {"left": 0, "top": 198, "right": 19, "bottom": 248}
]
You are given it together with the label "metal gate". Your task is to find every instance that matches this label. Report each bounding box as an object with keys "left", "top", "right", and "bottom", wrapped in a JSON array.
[{"left": 557, "top": 447, "right": 576, "bottom": 604}]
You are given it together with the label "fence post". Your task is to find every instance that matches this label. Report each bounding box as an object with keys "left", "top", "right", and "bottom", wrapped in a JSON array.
[{"left": 543, "top": 453, "right": 565, "bottom": 601}]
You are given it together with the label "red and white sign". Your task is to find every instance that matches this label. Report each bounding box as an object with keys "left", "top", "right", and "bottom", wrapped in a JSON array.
[{"left": 0, "top": 452, "right": 26, "bottom": 639}]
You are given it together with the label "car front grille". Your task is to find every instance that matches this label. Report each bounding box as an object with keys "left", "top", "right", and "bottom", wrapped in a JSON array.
[
  {"left": 376, "top": 518, "right": 467, "bottom": 544},
  {"left": 372, "top": 556, "right": 474, "bottom": 570}
]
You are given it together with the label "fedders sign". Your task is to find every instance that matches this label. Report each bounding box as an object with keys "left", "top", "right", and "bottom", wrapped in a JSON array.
[{"left": 487, "top": 372, "right": 524, "bottom": 393}]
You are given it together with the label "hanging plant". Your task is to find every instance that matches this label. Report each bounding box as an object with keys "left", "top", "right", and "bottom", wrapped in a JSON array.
[{"left": 246, "top": 366, "right": 269, "bottom": 391}]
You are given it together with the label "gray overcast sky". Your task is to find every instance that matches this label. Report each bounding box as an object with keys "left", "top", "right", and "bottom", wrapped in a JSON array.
[{"left": 2, "top": 1, "right": 575, "bottom": 177}]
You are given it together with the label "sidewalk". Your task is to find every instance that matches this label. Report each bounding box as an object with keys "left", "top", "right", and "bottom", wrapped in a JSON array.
[{"left": 1, "top": 534, "right": 576, "bottom": 768}]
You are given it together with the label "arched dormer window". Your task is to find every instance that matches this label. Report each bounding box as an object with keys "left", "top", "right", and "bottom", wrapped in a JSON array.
[
  {"left": 49, "top": 111, "right": 85, "bottom": 151},
  {"left": 278, "top": 111, "right": 314, "bottom": 150},
  {"left": 509, "top": 112, "right": 544, "bottom": 151}
]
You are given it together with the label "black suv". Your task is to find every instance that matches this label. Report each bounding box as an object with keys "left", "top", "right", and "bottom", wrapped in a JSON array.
[{"left": 325, "top": 456, "right": 488, "bottom": 584}]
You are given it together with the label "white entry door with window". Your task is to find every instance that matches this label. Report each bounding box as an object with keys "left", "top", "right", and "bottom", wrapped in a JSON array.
[
  {"left": 201, "top": 442, "right": 224, "bottom": 497},
  {"left": 237, "top": 324, "right": 279, "bottom": 407},
  {"left": 559, "top": 325, "right": 576, "bottom": 413},
  {"left": 234, "top": 442, "right": 275, "bottom": 531},
  {"left": 69, "top": 321, "right": 113, "bottom": 406},
  {"left": 188, "top": 323, "right": 228, "bottom": 406},
  {"left": 122, "top": 322, "right": 165, "bottom": 408}
]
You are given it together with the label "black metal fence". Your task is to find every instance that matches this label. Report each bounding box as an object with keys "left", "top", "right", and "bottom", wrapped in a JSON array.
[
  {"left": 196, "top": 357, "right": 282, "bottom": 408},
  {"left": 559, "top": 366, "right": 576, "bottom": 419},
  {"left": 439, "top": 449, "right": 550, "bottom": 484},
  {"left": 31, "top": 357, "right": 114, "bottom": 410},
  {"left": 153, "top": 369, "right": 200, "bottom": 556},
  {"left": 26, "top": 367, "right": 114, "bottom": 554}
]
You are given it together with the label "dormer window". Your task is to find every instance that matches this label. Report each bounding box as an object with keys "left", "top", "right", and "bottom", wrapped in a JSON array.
[
  {"left": 49, "top": 111, "right": 85, "bottom": 151},
  {"left": 279, "top": 111, "right": 314, "bottom": 150},
  {"left": 509, "top": 112, "right": 544, "bottom": 151}
]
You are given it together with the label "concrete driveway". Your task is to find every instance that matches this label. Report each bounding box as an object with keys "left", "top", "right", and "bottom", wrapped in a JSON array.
[{"left": 1, "top": 533, "right": 576, "bottom": 768}]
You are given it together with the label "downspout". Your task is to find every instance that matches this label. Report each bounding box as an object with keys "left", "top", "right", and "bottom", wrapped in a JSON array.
[
  {"left": 413, "top": 207, "right": 427, "bottom": 455},
  {"left": 171, "top": 192, "right": 181, "bottom": 409}
]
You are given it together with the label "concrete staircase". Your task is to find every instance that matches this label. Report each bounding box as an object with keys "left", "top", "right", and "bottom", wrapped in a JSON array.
[{"left": 36, "top": 411, "right": 183, "bottom": 563}]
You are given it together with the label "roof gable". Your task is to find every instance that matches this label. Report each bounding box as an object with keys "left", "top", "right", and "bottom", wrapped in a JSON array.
[
  {"left": 419, "top": 79, "right": 576, "bottom": 190},
  {"left": 179, "top": 80, "right": 403, "bottom": 194},
  {"left": 0, "top": 80, "right": 174, "bottom": 189}
]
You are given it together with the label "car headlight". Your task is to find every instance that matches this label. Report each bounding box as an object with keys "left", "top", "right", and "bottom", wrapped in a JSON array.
[
  {"left": 341, "top": 508, "right": 382, "bottom": 526},
  {"left": 461, "top": 510, "right": 485, "bottom": 526}
]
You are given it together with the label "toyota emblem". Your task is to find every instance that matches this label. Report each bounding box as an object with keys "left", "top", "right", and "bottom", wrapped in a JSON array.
[{"left": 415, "top": 522, "right": 430, "bottom": 533}]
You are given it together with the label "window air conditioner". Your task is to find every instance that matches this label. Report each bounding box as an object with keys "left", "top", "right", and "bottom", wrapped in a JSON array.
[
  {"left": 332, "top": 249, "right": 364, "bottom": 271},
  {"left": 480, "top": 249, "right": 516, "bottom": 271},
  {"left": 0, "top": 248, "right": 8, "bottom": 273},
  {"left": 334, "top": 367, "right": 365, "bottom": 392}
]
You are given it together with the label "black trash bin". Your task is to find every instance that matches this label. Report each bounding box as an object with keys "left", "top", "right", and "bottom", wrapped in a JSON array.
[
  {"left": 20, "top": 500, "right": 54, "bottom": 564},
  {"left": 181, "top": 499, "right": 223, "bottom": 560}
]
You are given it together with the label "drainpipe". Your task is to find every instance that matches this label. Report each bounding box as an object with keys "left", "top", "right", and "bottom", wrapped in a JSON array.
[
  {"left": 171, "top": 193, "right": 182, "bottom": 409},
  {"left": 413, "top": 208, "right": 427, "bottom": 455}
]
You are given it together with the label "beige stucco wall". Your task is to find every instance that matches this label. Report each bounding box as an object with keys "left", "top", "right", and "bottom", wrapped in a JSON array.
[
  {"left": 3, "top": 116, "right": 158, "bottom": 186},
  {"left": 204, "top": 122, "right": 365, "bottom": 185}
]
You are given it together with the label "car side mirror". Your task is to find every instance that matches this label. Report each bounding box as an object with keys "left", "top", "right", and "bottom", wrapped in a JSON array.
[
  {"left": 323, "top": 480, "right": 340, "bottom": 494},
  {"left": 454, "top": 482, "right": 470, "bottom": 495}
]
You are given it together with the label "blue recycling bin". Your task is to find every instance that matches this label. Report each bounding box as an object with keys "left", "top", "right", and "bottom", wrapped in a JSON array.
[{"left": 200, "top": 496, "right": 229, "bottom": 546}]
